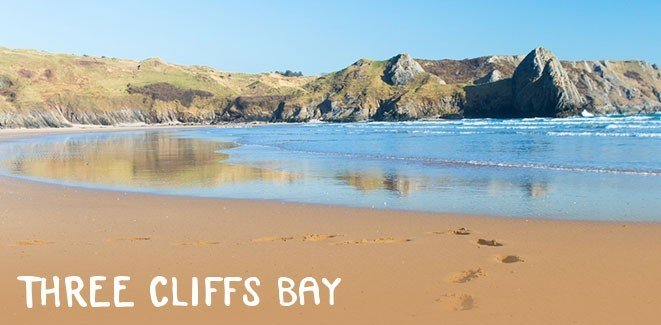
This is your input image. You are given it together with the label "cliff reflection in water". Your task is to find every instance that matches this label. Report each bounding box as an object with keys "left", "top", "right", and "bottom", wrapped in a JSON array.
[
  {"left": 336, "top": 171, "right": 426, "bottom": 196},
  {"left": 5, "top": 132, "right": 297, "bottom": 188}
]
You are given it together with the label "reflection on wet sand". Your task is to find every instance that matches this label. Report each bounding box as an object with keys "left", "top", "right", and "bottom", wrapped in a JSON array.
[
  {"left": 523, "top": 180, "right": 550, "bottom": 198},
  {"left": 3, "top": 132, "right": 297, "bottom": 188},
  {"left": 336, "top": 171, "right": 425, "bottom": 196},
  {"left": 446, "top": 176, "right": 552, "bottom": 199},
  {"left": 425, "top": 174, "right": 552, "bottom": 199},
  {"left": 493, "top": 178, "right": 551, "bottom": 198},
  {"left": 335, "top": 170, "right": 552, "bottom": 199}
]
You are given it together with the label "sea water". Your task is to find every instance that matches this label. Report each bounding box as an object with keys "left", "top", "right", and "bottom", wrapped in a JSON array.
[{"left": 1, "top": 114, "right": 659, "bottom": 221}]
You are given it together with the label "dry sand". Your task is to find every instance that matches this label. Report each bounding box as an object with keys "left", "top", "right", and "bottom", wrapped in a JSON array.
[{"left": 1, "top": 128, "right": 660, "bottom": 324}]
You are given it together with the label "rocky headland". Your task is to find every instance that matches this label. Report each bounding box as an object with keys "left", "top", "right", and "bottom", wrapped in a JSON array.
[{"left": 0, "top": 46, "right": 659, "bottom": 128}]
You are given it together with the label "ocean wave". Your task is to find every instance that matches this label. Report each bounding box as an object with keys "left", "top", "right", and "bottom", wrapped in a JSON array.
[
  {"left": 461, "top": 160, "right": 660, "bottom": 176},
  {"left": 409, "top": 130, "right": 481, "bottom": 135},
  {"left": 329, "top": 115, "right": 660, "bottom": 131},
  {"left": 548, "top": 131, "right": 661, "bottom": 138},
  {"left": 242, "top": 143, "right": 660, "bottom": 176},
  {"left": 605, "top": 123, "right": 661, "bottom": 129}
]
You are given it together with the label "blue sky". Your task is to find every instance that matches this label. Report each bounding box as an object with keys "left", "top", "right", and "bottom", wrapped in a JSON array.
[{"left": 0, "top": 0, "right": 659, "bottom": 75}]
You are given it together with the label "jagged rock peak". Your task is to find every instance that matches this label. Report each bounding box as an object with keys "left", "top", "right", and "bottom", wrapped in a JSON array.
[
  {"left": 512, "top": 47, "right": 584, "bottom": 117},
  {"left": 353, "top": 58, "right": 373, "bottom": 66},
  {"left": 475, "top": 69, "right": 503, "bottom": 84},
  {"left": 514, "top": 47, "right": 557, "bottom": 83},
  {"left": 385, "top": 53, "right": 424, "bottom": 86}
]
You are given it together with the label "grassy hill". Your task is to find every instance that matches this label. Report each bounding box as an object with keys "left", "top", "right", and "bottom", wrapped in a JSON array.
[{"left": 0, "top": 47, "right": 312, "bottom": 127}]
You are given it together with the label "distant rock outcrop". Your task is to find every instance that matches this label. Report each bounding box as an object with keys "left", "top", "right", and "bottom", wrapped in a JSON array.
[
  {"left": 220, "top": 95, "right": 288, "bottom": 122},
  {"left": 384, "top": 54, "right": 424, "bottom": 86},
  {"left": 512, "top": 48, "right": 585, "bottom": 117},
  {"left": 475, "top": 69, "right": 504, "bottom": 84}
]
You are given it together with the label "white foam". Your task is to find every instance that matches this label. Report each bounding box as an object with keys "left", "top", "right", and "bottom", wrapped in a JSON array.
[{"left": 548, "top": 131, "right": 661, "bottom": 138}]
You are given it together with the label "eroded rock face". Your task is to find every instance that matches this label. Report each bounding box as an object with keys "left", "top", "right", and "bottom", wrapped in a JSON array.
[
  {"left": 384, "top": 54, "right": 424, "bottom": 86},
  {"left": 563, "top": 60, "right": 661, "bottom": 114},
  {"left": 219, "top": 95, "right": 288, "bottom": 122},
  {"left": 474, "top": 69, "right": 503, "bottom": 84},
  {"left": 511, "top": 48, "right": 584, "bottom": 117},
  {"left": 375, "top": 95, "right": 463, "bottom": 120}
]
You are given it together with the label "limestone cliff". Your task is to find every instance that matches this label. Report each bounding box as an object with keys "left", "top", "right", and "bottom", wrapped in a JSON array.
[
  {"left": 562, "top": 60, "right": 660, "bottom": 114},
  {"left": 511, "top": 47, "right": 585, "bottom": 117},
  {"left": 0, "top": 46, "right": 658, "bottom": 128},
  {"left": 384, "top": 54, "right": 425, "bottom": 86}
]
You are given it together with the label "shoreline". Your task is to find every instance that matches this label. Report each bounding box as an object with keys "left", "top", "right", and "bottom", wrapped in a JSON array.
[{"left": 0, "top": 123, "right": 217, "bottom": 139}]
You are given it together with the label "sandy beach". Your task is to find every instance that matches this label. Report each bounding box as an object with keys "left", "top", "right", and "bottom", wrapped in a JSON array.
[{"left": 0, "top": 128, "right": 660, "bottom": 324}]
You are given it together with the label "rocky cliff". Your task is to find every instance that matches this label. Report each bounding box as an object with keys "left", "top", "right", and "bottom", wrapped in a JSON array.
[
  {"left": 0, "top": 46, "right": 658, "bottom": 128},
  {"left": 511, "top": 47, "right": 585, "bottom": 117}
]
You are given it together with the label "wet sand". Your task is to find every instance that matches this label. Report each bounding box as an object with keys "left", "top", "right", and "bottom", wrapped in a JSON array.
[{"left": 1, "top": 127, "right": 661, "bottom": 324}]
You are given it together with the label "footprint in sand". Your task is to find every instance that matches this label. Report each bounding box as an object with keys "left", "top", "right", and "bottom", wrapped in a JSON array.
[
  {"left": 108, "top": 237, "right": 151, "bottom": 242},
  {"left": 449, "top": 268, "right": 486, "bottom": 283},
  {"left": 251, "top": 236, "right": 295, "bottom": 243},
  {"left": 252, "top": 234, "right": 339, "bottom": 243},
  {"left": 497, "top": 255, "right": 524, "bottom": 263},
  {"left": 15, "top": 239, "right": 54, "bottom": 246},
  {"left": 177, "top": 240, "right": 220, "bottom": 247},
  {"left": 477, "top": 239, "right": 503, "bottom": 247},
  {"left": 302, "top": 234, "right": 338, "bottom": 242},
  {"left": 336, "top": 237, "right": 411, "bottom": 245},
  {"left": 426, "top": 227, "right": 471, "bottom": 236},
  {"left": 450, "top": 227, "right": 471, "bottom": 235},
  {"left": 437, "top": 293, "right": 475, "bottom": 311}
]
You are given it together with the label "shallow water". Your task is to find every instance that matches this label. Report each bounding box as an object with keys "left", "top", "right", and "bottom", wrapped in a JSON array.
[{"left": 1, "top": 115, "right": 660, "bottom": 221}]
